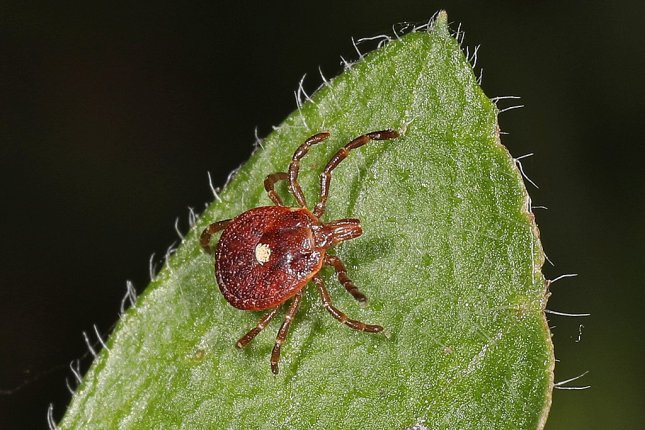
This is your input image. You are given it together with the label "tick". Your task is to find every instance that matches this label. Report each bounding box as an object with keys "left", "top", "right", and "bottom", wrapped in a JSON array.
[{"left": 201, "top": 129, "right": 399, "bottom": 374}]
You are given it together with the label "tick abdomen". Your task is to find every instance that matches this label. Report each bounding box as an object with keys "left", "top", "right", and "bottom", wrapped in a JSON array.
[{"left": 215, "top": 206, "right": 324, "bottom": 310}]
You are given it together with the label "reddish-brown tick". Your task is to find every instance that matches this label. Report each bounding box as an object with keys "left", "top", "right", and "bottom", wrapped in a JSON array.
[{"left": 201, "top": 130, "right": 399, "bottom": 374}]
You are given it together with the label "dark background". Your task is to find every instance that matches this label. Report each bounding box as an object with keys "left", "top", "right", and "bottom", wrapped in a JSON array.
[{"left": 1, "top": 2, "right": 642, "bottom": 428}]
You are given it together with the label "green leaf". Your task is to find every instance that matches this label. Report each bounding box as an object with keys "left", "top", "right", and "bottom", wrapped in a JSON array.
[{"left": 60, "top": 11, "right": 553, "bottom": 429}]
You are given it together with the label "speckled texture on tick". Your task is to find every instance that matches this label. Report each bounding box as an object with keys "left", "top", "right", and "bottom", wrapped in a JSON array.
[{"left": 215, "top": 206, "right": 324, "bottom": 310}]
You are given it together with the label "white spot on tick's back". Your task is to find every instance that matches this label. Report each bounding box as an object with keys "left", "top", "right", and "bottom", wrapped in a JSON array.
[{"left": 255, "top": 243, "right": 271, "bottom": 265}]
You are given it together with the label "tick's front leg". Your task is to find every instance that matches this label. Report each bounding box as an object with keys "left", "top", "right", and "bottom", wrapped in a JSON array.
[
  {"left": 313, "top": 275, "right": 383, "bottom": 333},
  {"left": 325, "top": 254, "right": 367, "bottom": 303}
]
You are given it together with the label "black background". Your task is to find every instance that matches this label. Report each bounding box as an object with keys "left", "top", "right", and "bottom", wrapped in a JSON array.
[{"left": 1, "top": 2, "right": 643, "bottom": 428}]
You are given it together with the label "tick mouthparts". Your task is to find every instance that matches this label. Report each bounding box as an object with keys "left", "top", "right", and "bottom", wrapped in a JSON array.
[{"left": 329, "top": 219, "right": 363, "bottom": 245}]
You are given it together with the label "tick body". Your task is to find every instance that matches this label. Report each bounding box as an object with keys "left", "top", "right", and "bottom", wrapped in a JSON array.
[{"left": 201, "top": 130, "right": 399, "bottom": 374}]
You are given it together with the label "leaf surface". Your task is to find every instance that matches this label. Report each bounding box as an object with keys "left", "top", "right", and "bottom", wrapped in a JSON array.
[{"left": 61, "top": 12, "right": 553, "bottom": 430}]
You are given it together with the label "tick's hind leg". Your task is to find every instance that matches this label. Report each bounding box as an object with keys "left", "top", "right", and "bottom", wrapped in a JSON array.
[
  {"left": 236, "top": 307, "right": 280, "bottom": 348},
  {"left": 264, "top": 172, "right": 289, "bottom": 206},
  {"left": 200, "top": 220, "right": 231, "bottom": 254},
  {"left": 313, "top": 275, "right": 383, "bottom": 333},
  {"left": 288, "top": 132, "right": 330, "bottom": 208},
  {"left": 313, "top": 129, "right": 399, "bottom": 218},
  {"left": 270, "top": 291, "right": 303, "bottom": 374},
  {"left": 325, "top": 255, "right": 367, "bottom": 303}
]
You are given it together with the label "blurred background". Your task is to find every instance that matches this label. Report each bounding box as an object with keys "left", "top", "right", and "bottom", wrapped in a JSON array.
[{"left": 1, "top": 1, "right": 642, "bottom": 428}]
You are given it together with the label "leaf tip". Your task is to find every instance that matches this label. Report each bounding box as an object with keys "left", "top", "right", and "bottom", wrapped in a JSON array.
[{"left": 434, "top": 10, "right": 450, "bottom": 36}]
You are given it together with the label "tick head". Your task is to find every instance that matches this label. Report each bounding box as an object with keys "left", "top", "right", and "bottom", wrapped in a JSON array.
[{"left": 316, "top": 218, "right": 363, "bottom": 249}]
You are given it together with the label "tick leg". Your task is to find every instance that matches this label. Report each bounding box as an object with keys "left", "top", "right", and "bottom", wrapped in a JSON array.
[
  {"left": 325, "top": 254, "right": 367, "bottom": 303},
  {"left": 200, "top": 219, "right": 231, "bottom": 254},
  {"left": 264, "top": 172, "right": 289, "bottom": 206},
  {"left": 313, "top": 275, "right": 383, "bottom": 333},
  {"left": 271, "top": 291, "right": 303, "bottom": 374},
  {"left": 313, "top": 130, "right": 399, "bottom": 218},
  {"left": 288, "top": 132, "right": 330, "bottom": 208},
  {"left": 236, "top": 307, "right": 280, "bottom": 348}
]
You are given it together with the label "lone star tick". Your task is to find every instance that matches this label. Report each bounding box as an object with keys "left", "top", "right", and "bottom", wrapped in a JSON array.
[{"left": 201, "top": 130, "right": 399, "bottom": 374}]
